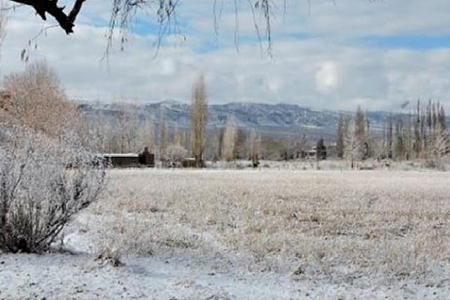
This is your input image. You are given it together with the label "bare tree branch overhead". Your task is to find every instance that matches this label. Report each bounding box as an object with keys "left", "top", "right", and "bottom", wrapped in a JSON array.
[
  {"left": 9, "top": 0, "right": 86, "bottom": 34},
  {"left": 7, "top": 0, "right": 276, "bottom": 54}
]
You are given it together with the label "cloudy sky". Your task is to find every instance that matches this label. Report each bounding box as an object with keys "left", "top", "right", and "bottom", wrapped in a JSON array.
[{"left": 2, "top": 0, "right": 450, "bottom": 111}]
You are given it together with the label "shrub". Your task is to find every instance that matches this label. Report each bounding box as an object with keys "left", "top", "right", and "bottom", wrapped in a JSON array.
[
  {"left": 166, "top": 144, "right": 188, "bottom": 167},
  {"left": 0, "top": 128, "right": 105, "bottom": 253}
]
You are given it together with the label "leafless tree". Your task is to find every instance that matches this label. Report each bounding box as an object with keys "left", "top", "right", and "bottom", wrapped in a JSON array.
[
  {"left": 78, "top": 113, "right": 112, "bottom": 152},
  {"left": 429, "top": 104, "right": 448, "bottom": 168},
  {"left": 171, "top": 123, "right": 182, "bottom": 146},
  {"left": 413, "top": 100, "right": 422, "bottom": 158},
  {"left": 159, "top": 106, "right": 167, "bottom": 161},
  {"left": 249, "top": 128, "right": 260, "bottom": 166},
  {"left": 116, "top": 103, "right": 139, "bottom": 152},
  {"left": 166, "top": 144, "right": 187, "bottom": 167},
  {"left": 336, "top": 114, "right": 348, "bottom": 159},
  {"left": 432, "top": 121, "right": 448, "bottom": 165},
  {"left": 344, "top": 119, "right": 365, "bottom": 169},
  {"left": 222, "top": 116, "right": 237, "bottom": 162},
  {"left": 354, "top": 106, "right": 369, "bottom": 160},
  {"left": 190, "top": 76, "right": 208, "bottom": 167},
  {"left": 2, "top": 61, "right": 78, "bottom": 139},
  {"left": 145, "top": 116, "right": 155, "bottom": 152}
]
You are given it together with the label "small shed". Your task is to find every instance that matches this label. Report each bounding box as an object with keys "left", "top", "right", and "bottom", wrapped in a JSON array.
[{"left": 103, "top": 153, "right": 140, "bottom": 168}]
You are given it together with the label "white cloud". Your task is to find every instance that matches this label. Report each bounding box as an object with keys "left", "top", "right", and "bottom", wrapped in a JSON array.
[
  {"left": 1, "top": 0, "right": 450, "bottom": 112},
  {"left": 315, "top": 61, "right": 339, "bottom": 92},
  {"left": 159, "top": 58, "right": 177, "bottom": 76},
  {"left": 267, "top": 76, "right": 283, "bottom": 93}
]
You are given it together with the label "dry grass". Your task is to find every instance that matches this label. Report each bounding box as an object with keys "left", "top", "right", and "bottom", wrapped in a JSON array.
[{"left": 80, "top": 169, "right": 450, "bottom": 285}]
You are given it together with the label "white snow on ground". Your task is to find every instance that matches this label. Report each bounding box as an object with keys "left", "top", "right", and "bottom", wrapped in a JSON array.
[
  {"left": 2, "top": 169, "right": 450, "bottom": 299},
  {"left": 1, "top": 253, "right": 449, "bottom": 300}
]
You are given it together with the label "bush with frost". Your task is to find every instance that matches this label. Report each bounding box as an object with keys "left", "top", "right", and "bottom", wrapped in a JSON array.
[
  {"left": 0, "top": 127, "right": 105, "bottom": 253},
  {"left": 166, "top": 144, "right": 187, "bottom": 167}
]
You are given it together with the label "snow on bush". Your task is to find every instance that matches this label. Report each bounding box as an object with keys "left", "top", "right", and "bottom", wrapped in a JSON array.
[
  {"left": 0, "top": 127, "right": 105, "bottom": 253},
  {"left": 166, "top": 144, "right": 188, "bottom": 167}
]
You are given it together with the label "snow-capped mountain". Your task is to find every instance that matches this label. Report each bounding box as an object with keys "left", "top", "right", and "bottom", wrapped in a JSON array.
[{"left": 77, "top": 100, "right": 421, "bottom": 139}]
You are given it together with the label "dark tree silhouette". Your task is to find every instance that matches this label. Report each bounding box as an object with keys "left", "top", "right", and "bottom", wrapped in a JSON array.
[{"left": 10, "top": 0, "right": 85, "bottom": 34}]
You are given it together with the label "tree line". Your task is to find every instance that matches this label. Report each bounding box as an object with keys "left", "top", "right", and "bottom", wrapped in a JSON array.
[
  {"left": 2, "top": 61, "right": 448, "bottom": 169},
  {"left": 336, "top": 102, "right": 448, "bottom": 169}
]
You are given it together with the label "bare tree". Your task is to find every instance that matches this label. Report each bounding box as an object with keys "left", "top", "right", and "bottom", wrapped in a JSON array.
[
  {"left": 145, "top": 116, "right": 155, "bottom": 152},
  {"left": 410, "top": 99, "right": 448, "bottom": 160},
  {"left": 171, "top": 123, "right": 182, "bottom": 146},
  {"left": 3, "top": 61, "right": 78, "bottom": 138},
  {"left": 336, "top": 114, "right": 347, "bottom": 159},
  {"left": 432, "top": 121, "right": 448, "bottom": 165},
  {"left": 159, "top": 106, "right": 167, "bottom": 161},
  {"left": 414, "top": 100, "right": 422, "bottom": 158},
  {"left": 78, "top": 113, "right": 112, "bottom": 152},
  {"left": 439, "top": 105, "right": 447, "bottom": 131},
  {"left": 116, "top": 103, "right": 139, "bottom": 153},
  {"left": 222, "top": 116, "right": 237, "bottom": 162},
  {"left": 393, "top": 116, "right": 405, "bottom": 161},
  {"left": 249, "top": 128, "right": 260, "bottom": 167},
  {"left": 295, "top": 133, "right": 308, "bottom": 159},
  {"left": 344, "top": 119, "right": 365, "bottom": 170},
  {"left": 209, "top": 130, "right": 222, "bottom": 162},
  {"left": 190, "top": 76, "right": 208, "bottom": 167},
  {"left": 166, "top": 144, "right": 187, "bottom": 167},
  {"left": 354, "top": 106, "right": 370, "bottom": 161},
  {"left": 133, "top": 115, "right": 154, "bottom": 153},
  {"left": 431, "top": 105, "right": 448, "bottom": 168}
]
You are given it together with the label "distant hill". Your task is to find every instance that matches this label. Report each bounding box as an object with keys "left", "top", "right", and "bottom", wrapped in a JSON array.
[{"left": 77, "top": 100, "right": 448, "bottom": 141}]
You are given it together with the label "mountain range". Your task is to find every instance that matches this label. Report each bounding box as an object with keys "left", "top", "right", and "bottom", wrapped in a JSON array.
[{"left": 78, "top": 100, "right": 447, "bottom": 141}]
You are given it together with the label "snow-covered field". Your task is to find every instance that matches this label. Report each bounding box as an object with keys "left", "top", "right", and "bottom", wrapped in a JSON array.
[{"left": 2, "top": 169, "right": 450, "bottom": 299}]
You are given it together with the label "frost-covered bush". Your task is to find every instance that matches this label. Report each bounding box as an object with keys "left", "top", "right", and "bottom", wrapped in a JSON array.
[
  {"left": 0, "top": 128, "right": 105, "bottom": 253},
  {"left": 166, "top": 144, "right": 187, "bottom": 167}
]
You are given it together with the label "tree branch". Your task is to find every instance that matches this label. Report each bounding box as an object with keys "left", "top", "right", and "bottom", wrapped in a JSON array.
[{"left": 8, "top": 0, "right": 86, "bottom": 34}]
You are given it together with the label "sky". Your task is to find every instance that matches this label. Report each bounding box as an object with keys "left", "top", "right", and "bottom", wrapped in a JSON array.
[{"left": 2, "top": 0, "right": 450, "bottom": 111}]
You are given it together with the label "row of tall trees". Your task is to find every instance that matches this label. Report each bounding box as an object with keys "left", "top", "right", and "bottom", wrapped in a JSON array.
[
  {"left": 78, "top": 99, "right": 448, "bottom": 169},
  {"left": 335, "top": 101, "right": 449, "bottom": 168}
]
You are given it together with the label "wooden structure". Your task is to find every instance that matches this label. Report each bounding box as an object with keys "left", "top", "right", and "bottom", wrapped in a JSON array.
[
  {"left": 102, "top": 148, "right": 155, "bottom": 168},
  {"left": 103, "top": 153, "right": 140, "bottom": 167}
]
